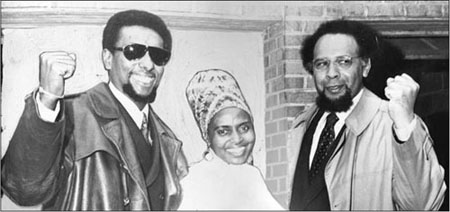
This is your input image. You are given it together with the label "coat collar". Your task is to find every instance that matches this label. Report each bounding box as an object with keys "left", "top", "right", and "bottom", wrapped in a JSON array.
[
  {"left": 88, "top": 83, "right": 176, "bottom": 140},
  {"left": 292, "top": 104, "right": 319, "bottom": 130},
  {"left": 74, "top": 83, "right": 181, "bottom": 162},
  {"left": 291, "top": 88, "right": 382, "bottom": 136},
  {"left": 88, "top": 83, "right": 121, "bottom": 120},
  {"left": 345, "top": 88, "right": 383, "bottom": 136}
]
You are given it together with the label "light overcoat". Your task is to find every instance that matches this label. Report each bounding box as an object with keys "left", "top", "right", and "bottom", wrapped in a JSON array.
[{"left": 286, "top": 88, "right": 446, "bottom": 210}]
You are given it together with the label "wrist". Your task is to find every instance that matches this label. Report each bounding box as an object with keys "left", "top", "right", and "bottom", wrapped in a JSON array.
[{"left": 38, "top": 87, "right": 63, "bottom": 110}]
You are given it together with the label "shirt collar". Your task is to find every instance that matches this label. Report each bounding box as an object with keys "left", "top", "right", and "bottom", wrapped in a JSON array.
[{"left": 109, "top": 82, "right": 149, "bottom": 128}]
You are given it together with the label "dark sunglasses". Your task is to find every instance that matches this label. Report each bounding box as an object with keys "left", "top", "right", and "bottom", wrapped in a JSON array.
[{"left": 113, "top": 43, "right": 171, "bottom": 66}]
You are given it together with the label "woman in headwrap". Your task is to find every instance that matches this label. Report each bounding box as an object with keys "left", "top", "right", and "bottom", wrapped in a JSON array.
[{"left": 179, "top": 69, "right": 284, "bottom": 210}]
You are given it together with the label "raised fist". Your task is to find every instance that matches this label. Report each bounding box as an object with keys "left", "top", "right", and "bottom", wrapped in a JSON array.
[
  {"left": 384, "top": 73, "right": 420, "bottom": 128},
  {"left": 39, "top": 51, "right": 76, "bottom": 98}
]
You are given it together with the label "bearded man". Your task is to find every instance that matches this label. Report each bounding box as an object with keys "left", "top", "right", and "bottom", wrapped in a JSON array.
[{"left": 287, "top": 19, "right": 446, "bottom": 210}]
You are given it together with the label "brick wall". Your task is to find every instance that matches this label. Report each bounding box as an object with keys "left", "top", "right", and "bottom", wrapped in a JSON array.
[{"left": 263, "top": 1, "right": 448, "bottom": 206}]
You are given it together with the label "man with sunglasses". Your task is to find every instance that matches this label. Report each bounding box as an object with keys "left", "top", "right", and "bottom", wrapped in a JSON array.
[
  {"left": 2, "top": 10, "right": 188, "bottom": 210},
  {"left": 287, "top": 20, "right": 446, "bottom": 210}
]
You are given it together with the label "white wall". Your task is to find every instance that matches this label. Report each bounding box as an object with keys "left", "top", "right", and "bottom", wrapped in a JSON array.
[{"left": 1, "top": 26, "right": 265, "bottom": 209}]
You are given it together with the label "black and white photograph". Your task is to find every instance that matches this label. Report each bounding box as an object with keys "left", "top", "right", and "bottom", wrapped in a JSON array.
[{"left": 1, "top": 1, "right": 448, "bottom": 210}]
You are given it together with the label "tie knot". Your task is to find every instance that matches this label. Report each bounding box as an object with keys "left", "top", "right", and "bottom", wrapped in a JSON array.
[{"left": 326, "top": 112, "right": 339, "bottom": 126}]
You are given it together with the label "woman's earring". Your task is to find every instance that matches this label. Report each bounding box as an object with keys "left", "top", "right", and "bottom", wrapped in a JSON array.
[{"left": 203, "top": 145, "right": 213, "bottom": 161}]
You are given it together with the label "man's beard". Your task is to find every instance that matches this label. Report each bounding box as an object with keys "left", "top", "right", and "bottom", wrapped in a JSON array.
[
  {"left": 123, "top": 83, "right": 158, "bottom": 104},
  {"left": 316, "top": 86, "right": 353, "bottom": 112}
]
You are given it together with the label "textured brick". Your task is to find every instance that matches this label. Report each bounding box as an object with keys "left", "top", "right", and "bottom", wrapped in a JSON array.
[
  {"left": 272, "top": 107, "right": 287, "bottom": 119},
  {"left": 277, "top": 35, "right": 285, "bottom": 49},
  {"left": 266, "top": 121, "right": 278, "bottom": 135},
  {"left": 301, "top": 5, "right": 324, "bottom": 17},
  {"left": 263, "top": 29, "right": 269, "bottom": 40},
  {"left": 269, "top": 49, "right": 283, "bottom": 66},
  {"left": 367, "top": 4, "right": 405, "bottom": 17},
  {"left": 278, "top": 119, "right": 290, "bottom": 131},
  {"left": 265, "top": 136, "right": 272, "bottom": 147},
  {"left": 287, "top": 5, "right": 324, "bottom": 17},
  {"left": 265, "top": 111, "right": 271, "bottom": 122},
  {"left": 273, "top": 193, "right": 288, "bottom": 205},
  {"left": 269, "top": 77, "right": 304, "bottom": 93},
  {"left": 303, "top": 21, "right": 322, "bottom": 33},
  {"left": 285, "top": 77, "right": 303, "bottom": 89},
  {"left": 285, "top": 6, "right": 299, "bottom": 16},
  {"left": 326, "top": 4, "right": 343, "bottom": 17},
  {"left": 266, "top": 149, "right": 279, "bottom": 163},
  {"left": 265, "top": 179, "right": 278, "bottom": 192},
  {"left": 268, "top": 22, "right": 283, "bottom": 38},
  {"left": 306, "top": 75, "right": 316, "bottom": 89},
  {"left": 265, "top": 65, "right": 277, "bottom": 80},
  {"left": 266, "top": 94, "right": 279, "bottom": 108},
  {"left": 277, "top": 63, "right": 285, "bottom": 76},
  {"left": 287, "top": 106, "right": 304, "bottom": 117},
  {"left": 266, "top": 166, "right": 273, "bottom": 178},
  {"left": 285, "top": 21, "right": 303, "bottom": 32},
  {"left": 276, "top": 49, "right": 284, "bottom": 62},
  {"left": 285, "top": 35, "right": 302, "bottom": 46},
  {"left": 284, "top": 48, "right": 301, "bottom": 60},
  {"left": 279, "top": 176, "right": 287, "bottom": 192},
  {"left": 264, "top": 38, "right": 277, "bottom": 53},
  {"left": 271, "top": 77, "right": 285, "bottom": 93},
  {"left": 271, "top": 133, "right": 287, "bottom": 148},
  {"left": 285, "top": 62, "right": 308, "bottom": 75},
  {"left": 280, "top": 91, "right": 317, "bottom": 104},
  {"left": 264, "top": 56, "right": 269, "bottom": 67},
  {"left": 342, "top": 3, "right": 366, "bottom": 17},
  {"left": 242, "top": 4, "right": 283, "bottom": 18},
  {"left": 272, "top": 164, "right": 288, "bottom": 177}
]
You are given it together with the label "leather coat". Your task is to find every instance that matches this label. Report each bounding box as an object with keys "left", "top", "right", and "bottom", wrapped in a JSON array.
[{"left": 1, "top": 83, "right": 189, "bottom": 210}]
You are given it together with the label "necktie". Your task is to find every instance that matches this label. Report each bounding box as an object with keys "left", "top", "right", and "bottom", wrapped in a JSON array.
[
  {"left": 141, "top": 113, "right": 151, "bottom": 146},
  {"left": 309, "top": 112, "right": 339, "bottom": 181}
]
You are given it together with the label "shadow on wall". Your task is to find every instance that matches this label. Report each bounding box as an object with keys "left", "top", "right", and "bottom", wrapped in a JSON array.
[
  {"left": 425, "top": 111, "right": 449, "bottom": 211},
  {"left": 363, "top": 38, "right": 406, "bottom": 100}
]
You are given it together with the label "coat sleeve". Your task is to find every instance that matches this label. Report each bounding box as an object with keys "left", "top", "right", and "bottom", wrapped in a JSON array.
[
  {"left": 1, "top": 90, "right": 66, "bottom": 206},
  {"left": 392, "top": 115, "right": 447, "bottom": 210}
]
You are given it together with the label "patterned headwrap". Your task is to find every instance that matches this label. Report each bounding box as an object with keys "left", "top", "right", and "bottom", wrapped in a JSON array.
[{"left": 185, "top": 69, "right": 252, "bottom": 143}]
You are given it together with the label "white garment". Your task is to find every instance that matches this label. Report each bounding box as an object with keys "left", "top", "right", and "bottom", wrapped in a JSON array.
[{"left": 178, "top": 152, "right": 285, "bottom": 210}]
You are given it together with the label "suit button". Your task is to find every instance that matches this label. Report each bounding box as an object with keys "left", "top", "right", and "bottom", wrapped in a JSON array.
[
  {"left": 123, "top": 197, "right": 130, "bottom": 206},
  {"left": 159, "top": 193, "right": 164, "bottom": 200}
]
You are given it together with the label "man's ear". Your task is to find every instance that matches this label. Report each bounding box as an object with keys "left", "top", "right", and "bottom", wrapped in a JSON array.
[
  {"left": 102, "top": 48, "right": 112, "bottom": 71},
  {"left": 362, "top": 58, "right": 371, "bottom": 78}
]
